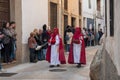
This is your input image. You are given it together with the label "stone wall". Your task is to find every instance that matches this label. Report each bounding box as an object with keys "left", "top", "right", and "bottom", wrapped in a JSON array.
[{"left": 90, "top": 47, "right": 119, "bottom": 80}]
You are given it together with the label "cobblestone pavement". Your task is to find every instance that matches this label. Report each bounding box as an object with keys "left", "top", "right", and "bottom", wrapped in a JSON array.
[{"left": 0, "top": 46, "right": 100, "bottom": 80}]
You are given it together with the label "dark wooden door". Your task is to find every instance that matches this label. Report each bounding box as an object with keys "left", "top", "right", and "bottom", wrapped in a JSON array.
[
  {"left": 71, "top": 17, "right": 76, "bottom": 27},
  {"left": 64, "top": 15, "right": 68, "bottom": 29},
  {"left": 0, "top": 0, "right": 10, "bottom": 26},
  {"left": 50, "top": 2, "right": 57, "bottom": 30}
]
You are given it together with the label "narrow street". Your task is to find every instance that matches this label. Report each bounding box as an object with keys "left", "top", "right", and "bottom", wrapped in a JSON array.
[{"left": 0, "top": 46, "right": 100, "bottom": 80}]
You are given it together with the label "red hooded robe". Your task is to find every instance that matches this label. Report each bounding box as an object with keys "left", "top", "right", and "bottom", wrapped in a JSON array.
[
  {"left": 68, "top": 27, "right": 86, "bottom": 64},
  {"left": 46, "top": 28, "right": 66, "bottom": 64}
]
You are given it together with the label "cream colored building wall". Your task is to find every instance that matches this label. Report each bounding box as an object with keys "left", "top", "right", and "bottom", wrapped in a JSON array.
[
  {"left": 67, "top": 0, "right": 81, "bottom": 27},
  {"left": 9, "top": 0, "right": 23, "bottom": 63},
  {"left": 9, "top": 0, "right": 49, "bottom": 63},
  {"left": 105, "top": 0, "right": 120, "bottom": 75},
  {"left": 22, "top": 0, "right": 48, "bottom": 44}
]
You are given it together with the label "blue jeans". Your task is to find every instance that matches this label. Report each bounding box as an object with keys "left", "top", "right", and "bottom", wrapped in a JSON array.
[
  {"left": 0, "top": 51, "right": 2, "bottom": 70},
  {"left": 11, "top": 41, "right": 16, "bottom": 60},
  {"left": 66, "top": 44, "right": 70, "bottom": 52},
  {"left": 42, "top": 49, "right": 47, "bottom": 60},
  {"left": 37, "top": 50, "right": 44, "bottom": 60}
]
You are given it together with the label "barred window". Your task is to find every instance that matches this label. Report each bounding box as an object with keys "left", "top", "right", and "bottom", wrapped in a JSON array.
[
  {"left": 88, "top": 0, "right": 91, "bottom": 9},
  {"left": 97, "top": 0, "right": 101, "bottom": 11}
]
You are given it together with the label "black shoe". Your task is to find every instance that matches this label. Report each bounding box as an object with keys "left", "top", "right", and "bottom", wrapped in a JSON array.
[
  {"left": 76, "top": 63, "right": 81, "bottom": 68},
  {"left": 56, "top": 64, "right": 60, "bottom": 67},
  {"left": 49, "top": 65, "right": 55, "bottom": 68}
]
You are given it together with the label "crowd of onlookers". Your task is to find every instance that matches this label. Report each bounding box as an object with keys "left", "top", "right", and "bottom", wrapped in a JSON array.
[
  {"left": 28, "top": 24, "right": 104, "bottom": 63},
  {"left": 82, "top": 28, "right": 104, "bottom": 47},
  {"left": 64, "top": 25, "right": 104, "bottom": 53},
  {"left": 28, "top": 24, "right": 51, "bottom": 63},
  {"left": 0, "top": 21, "right": 17, "bottom": 64},
  {"left": 0, "top": 22, "right": 103, "bottom": 63}
]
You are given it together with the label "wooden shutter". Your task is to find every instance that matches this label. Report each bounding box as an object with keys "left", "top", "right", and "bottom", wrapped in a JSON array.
[
  {"left": 50, "top": 2, "right": 57, "bottom": 30},
  {"left": 0, "top": 0, "right": 10, "bottom": 26}
]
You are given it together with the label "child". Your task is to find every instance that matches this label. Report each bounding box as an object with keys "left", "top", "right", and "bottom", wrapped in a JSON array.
[{"left": 28, "top": 32, "right": 37, "bottom": 63}]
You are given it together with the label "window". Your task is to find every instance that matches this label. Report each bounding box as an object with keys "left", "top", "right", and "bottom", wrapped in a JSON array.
[
  {"left": 64, "top": 15, "right": 68, "bottom": 28},
  {"left": 64, "top": 0, "right": 68, "bottom": 10},
  {"left": 88, "top": 0, "right": 91, "bottom": 9},
  {"left": 109, "top": 0, "right": 114, "bottom": 36},
  {"left": 97, "top": 0, "right": 101, "bottom": 11},
  {"left": 79, "top": 1, "right": 81, "bottom": 15},
  {"left": 0, "top": 0, "right": 10, "bottom": 26},
  {"left": 79, "top": 19, "right": 81, "bottom": 26},
  {"left": 50, "top": 2, "right": 57, "bottom": 29},
  {"left": 71, "top": 17, "right": 76, "bottom": 27}
]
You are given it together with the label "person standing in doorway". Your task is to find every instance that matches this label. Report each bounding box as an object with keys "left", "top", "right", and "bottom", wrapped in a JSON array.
[
  {"left": 2, "top": 22, "right": 12, "bottom": 64},
  {"left": 68, "top": 27, "right": 86, "bottom": 68},
  {"left": 10, "top": 21, "right": 17, "bottom": 62}
]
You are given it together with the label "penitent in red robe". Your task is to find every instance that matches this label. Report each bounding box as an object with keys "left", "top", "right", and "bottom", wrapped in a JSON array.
[
  {"left": 68, "top": 29, "right": 86, "bottom": 64},
  {"left": 46, "top": 35, "right": 66, "bottom": 64}
]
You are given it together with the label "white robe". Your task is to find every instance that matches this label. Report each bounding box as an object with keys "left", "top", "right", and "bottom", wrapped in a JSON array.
[
  {"left": 73, "top": 38, "right": 82, "bottom": 63},
  {"left": 50, "top": 35, "right": 60, "bottom": 65}
]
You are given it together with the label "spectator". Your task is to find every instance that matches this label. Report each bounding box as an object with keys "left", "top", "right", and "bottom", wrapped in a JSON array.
[
  {"left": 37, "top": 29, "right": 44, "bottom": 60},
  {"left": 2, "top": 22, "right": 12, "bottom": 63},
  {"left": 42, "top": 24, "right": 50, "bottom": 59},
  {"left": 64, "top": 25, "right": 70, "bottom": 51},
  {"left": 28, "top": 32, "right": 37, "bottom": 63},
  {"left": 66, "top": 28, "right": 73, "bottom": 54},
  {"left": 98, "top": 29, "right": 103, "bottom": 44},
  {"left": 0, "top": 25, "right": 5, "bottom": 72},
  {"left": 82, "top": 28, "right": 88, "bottom": 47},
  {"left": 10, "top": 21, "right": 17, "bottom": 62}
]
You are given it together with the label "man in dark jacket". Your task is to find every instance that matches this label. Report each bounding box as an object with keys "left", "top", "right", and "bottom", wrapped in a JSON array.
[{"left": 42, "top": 24, "right": 50, "bottom": 59}]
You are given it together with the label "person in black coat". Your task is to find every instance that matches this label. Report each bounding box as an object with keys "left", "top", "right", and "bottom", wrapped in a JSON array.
[{"left": 42, "top": 24, "right": 50, "bottom": 59}]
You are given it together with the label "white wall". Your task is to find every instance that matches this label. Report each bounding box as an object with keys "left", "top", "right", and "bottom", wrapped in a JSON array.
[
  {"left": 22, "top": 0, "right": 48, "bottom": 44},
  {"left": 82, "top": 0, "right": 96, "bottom": 19},
  {"left": 105, "top": 0, "right": 120, "bottom": 75}
]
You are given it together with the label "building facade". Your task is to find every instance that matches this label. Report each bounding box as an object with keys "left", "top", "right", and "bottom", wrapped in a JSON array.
[
  {"left": 105, "top": 0, "right": 120, "bottom": 75},
  {"left": 82, "top": 0, "right": 105, "bottom": 32},
  {"left": 0, "top": 0, "right": 82, "bottom": 63},
  {"left": 49, "top": 0, "right": 82, "bottom": 36},
  {"left": 0, "top": 0, "right": 49, "bottom": 63}
]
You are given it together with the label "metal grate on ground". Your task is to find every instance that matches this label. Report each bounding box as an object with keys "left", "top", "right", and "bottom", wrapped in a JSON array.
[
  {"left": 49, "top": 69, "right": 67, "bottom": 72},
  {"left": 0, "top": 73, "right": 17, "bottom": 77}
]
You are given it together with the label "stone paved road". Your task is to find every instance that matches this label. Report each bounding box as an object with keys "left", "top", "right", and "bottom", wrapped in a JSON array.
[{"left": 0, "top": 46, "right": 100, "bottom": 80}]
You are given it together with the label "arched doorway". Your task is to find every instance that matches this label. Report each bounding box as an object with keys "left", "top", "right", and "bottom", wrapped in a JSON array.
[{"left": 0, "top": 0, "right": 10, "bottom": 26}]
